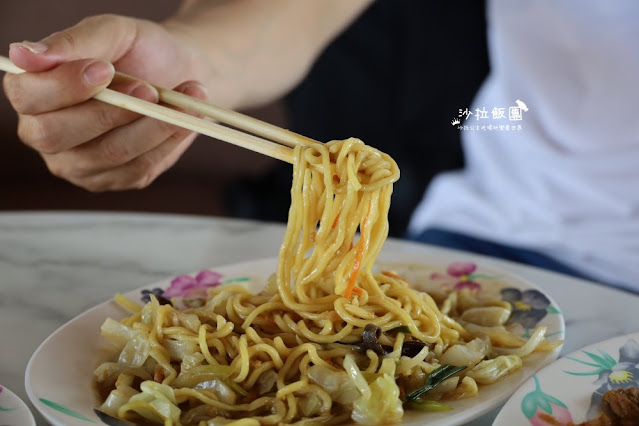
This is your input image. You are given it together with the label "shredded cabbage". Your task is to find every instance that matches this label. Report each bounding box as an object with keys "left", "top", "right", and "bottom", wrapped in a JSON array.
[
  {"left": 493, "top": 326, "right": 547, "bottom": 357},
  {"left": 117, "top": 335, "right": 150, "bottom": 367},
  {"left": 171, "top": 364, "right": 234, "bottom": 388},
  {"left": 307, "top": 365, "right": 360, "bottom": 405},
  {"left": 439, "top": 338, "right": 489, "bottom": 368},
  {"left": 122, "top": 381, "right": 181, "bottom": 423},
  {"left": 345, "top": 355, "right": 403, "bottom": 424},
  {"left": 352, "top": 372, "right": 403, "bottom": 424},
  {"left": 99, "top": 373, "right": 139, "bottom": 416},
  {"left": 164, "top": 338, "right": 199, "bottom": 361},
  {"left": 460, "top": 306, "right": 511, "bottom": 327},
  {"left": 466, "top": 355, "right": 522, "bottom": 384},
  {"left": 101, "top": 318, "right": 138, "bottom": 347},
  {"left": 448, "top": 376, "right": 479, "bottom": 399}
]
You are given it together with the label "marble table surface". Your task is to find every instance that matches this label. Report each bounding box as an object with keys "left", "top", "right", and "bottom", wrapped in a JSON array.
[{"left": 1, "top": 211, "right": 638, "bottom": 426}]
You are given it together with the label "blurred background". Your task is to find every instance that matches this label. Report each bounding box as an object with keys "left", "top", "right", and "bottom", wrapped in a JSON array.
[{"left": 0, "top": 0, "right": 488, "bottom": 237}]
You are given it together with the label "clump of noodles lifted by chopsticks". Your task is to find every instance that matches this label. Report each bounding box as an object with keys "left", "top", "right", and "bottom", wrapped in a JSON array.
[{"left": 94, "top": 138, "right": 561, "bottom": 425}]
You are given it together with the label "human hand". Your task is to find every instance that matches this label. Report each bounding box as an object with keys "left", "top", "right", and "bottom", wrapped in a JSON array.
[{"left": 3, "top": 14, "right": 208, "bottom": 191}]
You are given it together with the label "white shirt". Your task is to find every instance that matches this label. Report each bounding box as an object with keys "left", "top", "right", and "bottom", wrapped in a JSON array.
[{"left": 408, "top": 0, "right": 639, "bottom": 292}]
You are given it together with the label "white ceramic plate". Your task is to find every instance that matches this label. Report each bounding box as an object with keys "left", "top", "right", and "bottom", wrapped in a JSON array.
[
  {"left": 26, "top": 254, "right": 564, "bottom": 426},
  {"left": 0, "top": 384, "right": 36, "bottom": 426},
  {"left": 494, "top": 331, "right": 639, "bottom": 425}
]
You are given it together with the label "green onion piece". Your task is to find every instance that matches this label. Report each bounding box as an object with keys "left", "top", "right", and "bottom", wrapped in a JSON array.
[
  {"left": 404, "top": 364, "right": 467, "bottom": 403},
  {"left": 408, "top": 399, "right": 453, "bottom": 412}
]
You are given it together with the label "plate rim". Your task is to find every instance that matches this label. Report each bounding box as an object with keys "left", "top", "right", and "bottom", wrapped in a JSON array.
[{"left": 0, "top": 383, "right": 36, "bottom": 426}]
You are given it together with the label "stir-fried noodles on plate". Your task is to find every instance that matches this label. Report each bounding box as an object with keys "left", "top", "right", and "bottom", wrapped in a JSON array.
[{"left": 95, "top": 138, "right": 561, "bottom": 425}]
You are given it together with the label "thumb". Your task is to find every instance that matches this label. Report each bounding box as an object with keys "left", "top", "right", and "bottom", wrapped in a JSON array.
[
  {"left": 9, "top": 15, "right": 138, "bottom": 72},
  {"left": 9, "top": 41, "right": 56, "bottom": 73}
]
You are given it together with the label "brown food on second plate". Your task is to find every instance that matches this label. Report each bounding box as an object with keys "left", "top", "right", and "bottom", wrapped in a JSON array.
[{"left": 576, "top": 387, "right": 639, "bottom": 426}]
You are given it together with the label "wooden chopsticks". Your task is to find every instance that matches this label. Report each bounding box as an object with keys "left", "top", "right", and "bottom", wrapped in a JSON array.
[{"left": 0, "top": 55, "right": 319, "bottom": 163}]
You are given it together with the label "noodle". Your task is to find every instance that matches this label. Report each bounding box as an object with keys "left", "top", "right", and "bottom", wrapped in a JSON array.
[{"left": 95, "top": 138, "right": 561, "bottom": 425}]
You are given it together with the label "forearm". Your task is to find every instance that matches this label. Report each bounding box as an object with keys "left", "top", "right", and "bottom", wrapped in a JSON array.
[{"left": 163, "top": 0, "right": 373, "bottom": 110}]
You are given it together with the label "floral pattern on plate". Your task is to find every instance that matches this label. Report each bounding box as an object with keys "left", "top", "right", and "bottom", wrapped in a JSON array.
[
  {"left": 521, "top": 376, "right": 574, "bottom": 425},
  {"left": 494, "top": 332, "right": 639, "bottom": 426},
  {"left": 139, "top": 270, "right": 252, "bottom": 308},
  {"left": 421, "top": 261, "right": 563, "bottom": 339},
  {"left": 429, "top": 261, "right": 496, "bottom": 291},
  {"left": 565, "top": 338, "right": 639, "bottom": 420}
]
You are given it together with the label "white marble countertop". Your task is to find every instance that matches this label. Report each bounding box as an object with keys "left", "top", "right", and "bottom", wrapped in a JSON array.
[{"left": 1, "top": 211, "right": 638, "bottom": 426}]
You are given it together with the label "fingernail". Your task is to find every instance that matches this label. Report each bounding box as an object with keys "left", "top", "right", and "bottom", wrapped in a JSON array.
[
  {"left": 129, "top": 82, "right": 159, "bottom": 102},
  {"left": 83, "top": 60, "right": 114, "bottom": 86},
  {"left": 182, "top": 82, "right": 209, "bottom": 100},
  {"left": 10, "top": 41, "right": 48, "bottom": 54}
]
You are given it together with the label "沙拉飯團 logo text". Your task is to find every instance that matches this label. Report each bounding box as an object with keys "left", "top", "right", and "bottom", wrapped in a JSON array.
[{"left": 452, "top": 99, "right": 528, "bottom": 131}]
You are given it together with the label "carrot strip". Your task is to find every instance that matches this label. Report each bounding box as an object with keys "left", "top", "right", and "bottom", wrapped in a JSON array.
[
  {"left": 382, "top": 270, "right": 402, "bottom": 280},
  {"left": 351, "top": 287, "right": 364, "bottom": 296},
  {"left": 344, "top": 200, "right": 372, "bottom": 298},
  {"left": 332, "top": 213, "right": 340, "bottom": 229},
  {"left": 344, "top": 238, "right": 364, "bottom": 298}
]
